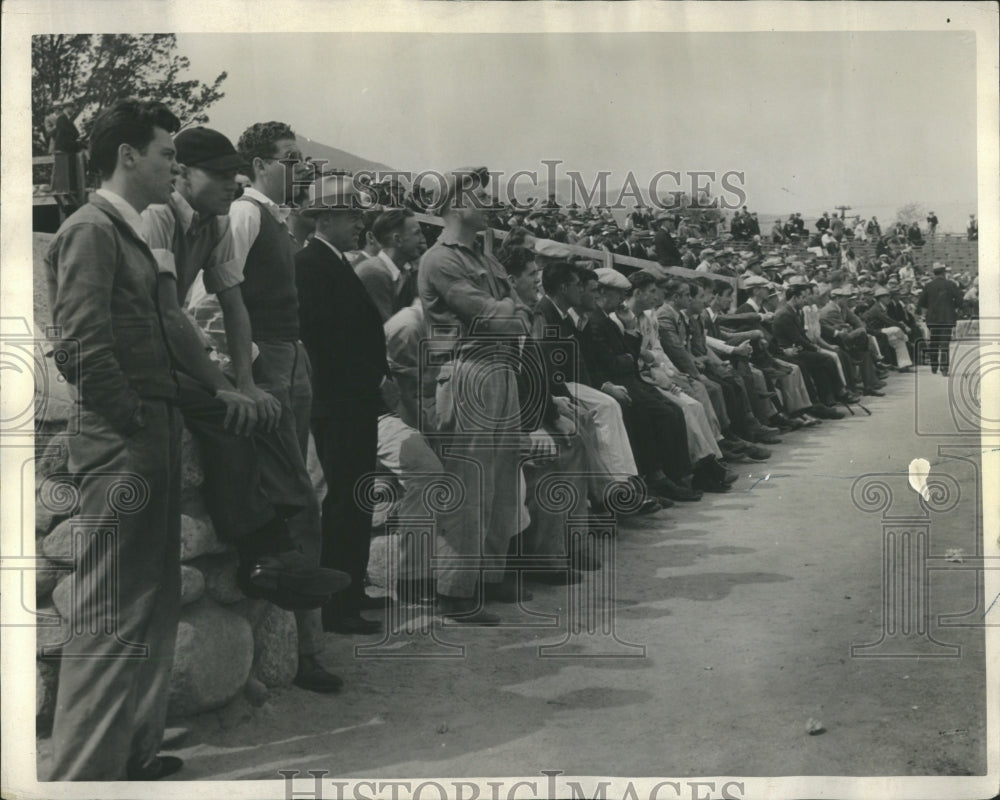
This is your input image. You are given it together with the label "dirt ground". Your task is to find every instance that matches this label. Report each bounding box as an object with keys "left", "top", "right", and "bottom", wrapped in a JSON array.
[{"left": 31, "top": 233, "right": 989, "bottom": 786}]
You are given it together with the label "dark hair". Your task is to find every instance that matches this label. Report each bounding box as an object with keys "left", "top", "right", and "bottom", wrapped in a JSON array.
[
  {"left": 88, "top": 99, "right": 180, "bottom": 180},
  {"left": 576, "top": 266, "right": 599, "bottom": 286},
  {"left": 236, "top": 121, "right": 296, "bottom": 179},
  {"left": 499, "top": 245, "right": 535, "bottom": 278},
  {"left": 663, "top": 279, "right": 689, "bottom": 299},
  {"left": 372, "top": 208, "right": 413, "bottom": 246},
  {"left": 356, "top": 208, "right": 383, "bottom": 250},
  {"left": 785, "top": 284, "right": 809, "bottom": 301},
  {"left": 628, "top": 271, "right": 657, "bottom": 291},
  {"left": 714, "top": 280, "right": 734, "bottom": 296},
  {"left": 541, "top": 261, "right": 579, "bottom": 296}
]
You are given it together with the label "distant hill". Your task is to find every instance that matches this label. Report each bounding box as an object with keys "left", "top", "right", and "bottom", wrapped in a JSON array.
[{"left": 295, "top": 134, "right": 394, "bottom": 175}]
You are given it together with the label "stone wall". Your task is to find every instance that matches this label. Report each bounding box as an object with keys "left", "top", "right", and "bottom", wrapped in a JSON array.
[{"left": 34, "top": 408, "right": 299, "bottom": 737}]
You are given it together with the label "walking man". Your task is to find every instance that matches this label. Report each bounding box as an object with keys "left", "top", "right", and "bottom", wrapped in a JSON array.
[{"left": 917, "top": 262, "right": 964, "bottom": 376}]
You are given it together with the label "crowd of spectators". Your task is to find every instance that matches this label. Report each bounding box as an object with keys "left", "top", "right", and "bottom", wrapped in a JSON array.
[{"left": 41, "top": 100, "right": 978, "bottom": 781}]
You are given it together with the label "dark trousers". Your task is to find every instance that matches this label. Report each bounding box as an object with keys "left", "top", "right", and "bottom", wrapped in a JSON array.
[
  {"left": 312, "top": 396, "right": 381, "bottom": 619},
  {"left": 926, "top": 325, "right": 954, "bottom": 372},
  {"left": 620, "top": 377, "right": 692, "bottom": 480},
  {"left": 50, "top": 401, "right": 182, "bottom": 780},
  {"left": 789, "top": 350, "right": 842, "bottom": 406},
  {"left": 175, "top": 372, "right": 314, "bottom": 542}
]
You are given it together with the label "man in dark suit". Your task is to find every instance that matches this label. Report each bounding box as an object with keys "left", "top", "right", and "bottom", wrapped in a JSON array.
[
  {"left": 863, "top": 286, "right": 914, "bottom": 371},
  {"left": 917, "top": 262, "right": 964, "bottom": 376},
  {"left": 615, "top": 228, "right": 648, "bottom": 260},
  {"left": 296, "top": 174, "right": 389, "bottom": 635},
  {"left": 653, "top": 211, "right": 683, "bottom": 266},
  {"left": 579, "top": 268, "right": 702, "bottom": 501},
  {"left": 771, "top": 283, "right": 857, "bottom": 408}
]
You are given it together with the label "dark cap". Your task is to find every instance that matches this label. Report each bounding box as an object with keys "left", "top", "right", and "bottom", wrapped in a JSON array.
[{"left": 175, "top": 127, "right": 248, "bottom": 172}]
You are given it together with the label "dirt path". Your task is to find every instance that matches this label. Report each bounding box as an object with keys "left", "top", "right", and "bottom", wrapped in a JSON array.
[{"left": 36, "top": 366, "right": 988, "bottom": 782}]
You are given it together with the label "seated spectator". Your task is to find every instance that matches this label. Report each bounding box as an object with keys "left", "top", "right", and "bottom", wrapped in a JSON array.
[{"left": 861, "top": 286, "right": 913, "bottom": 371}]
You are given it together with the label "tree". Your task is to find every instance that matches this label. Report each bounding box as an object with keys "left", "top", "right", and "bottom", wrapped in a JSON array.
[
  {"left": 895, "top": 202, "right": 925, "bottom": 227},
  {"left": 32, "top": 34, "right": 227, "bottom": 154}
]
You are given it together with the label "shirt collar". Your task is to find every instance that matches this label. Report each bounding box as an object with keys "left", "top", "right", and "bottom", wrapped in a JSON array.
[
  {"left": 746, "top": 297, "right": 761, "bottom": 312},
  {"left": 95, "top": 188, "right": 145, "bottom": 240},
  {"left": 436, "top": 229, "right": 480, "bottom": 253},
  {"left": 544, "top": 294, "right": 569, "bottom": 320},
  {"left": 313, "top": 232, "right": 346, "bottom": 262},
  {"left": 242, "top": 186, "right": 291, "bottom": 225},
  {"left": 568, "top": 307, "right": 588, "bottom": 330},
  {"left": 377, "top": 249, "right": 401, "bottom": 281}
]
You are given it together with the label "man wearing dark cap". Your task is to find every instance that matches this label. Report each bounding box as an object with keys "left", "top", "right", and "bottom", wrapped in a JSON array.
[
  {"left": 141, "top": 128, "right": 349, "bottom": 618},
  {"left": 917, "top": 263, "right": 964, "bottom": 376}
]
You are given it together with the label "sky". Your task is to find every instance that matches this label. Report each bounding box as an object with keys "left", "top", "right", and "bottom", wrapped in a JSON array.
[{"left": 176, "top": 31, "right": 978, "bottom": 228}]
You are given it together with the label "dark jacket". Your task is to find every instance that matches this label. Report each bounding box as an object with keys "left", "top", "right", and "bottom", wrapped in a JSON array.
[
  {"left": 653, "top": 227, "right": 683, "bottom": 267},
  {"left": 771, "top": 303, "right": 817, "bottom": 351},
  {"left": 580, "top": 308, "right": 641, "bottom": 386},
  {"left": 861, "top": 301, "right": 900, "bottom": 335},
  {"left": 295, "top": 238, "right": 388, "bottom": 413},
  {"left": 45, "top": 194, "right": 178, "bottom": 434},
  {"left": 917, "top": 277, "right": 964, "bottom": 326},
  {"left": 532, "top": 295, "right": 593, "bottom": 387}
]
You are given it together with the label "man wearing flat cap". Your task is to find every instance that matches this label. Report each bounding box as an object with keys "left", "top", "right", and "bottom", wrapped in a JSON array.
[
  {"left": 296, "top": 173, "right": 389, "bottom": 636},
  {"left": 917, "top": 262, "right": 964, "bottom": 376},
  {"left": 418, "top": 167, "right": 532, "bottom": 624},
  {"left": 142, "top": 128, "right": 350, "bottom": 618}
]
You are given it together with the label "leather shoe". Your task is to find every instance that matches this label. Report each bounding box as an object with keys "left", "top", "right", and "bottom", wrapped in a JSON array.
[
  {"left": 436, "top": 594, "right": 501, "bottom": 624},
  {"left": 238, "top": 550, "right": 351, "bottom": 610},
  {"left": 127, "top": 755, "right": 183, "bottom": 781},
  {"left": 651, "top": 477, "right": 702, "bottom": 502},
  {"left": 741, "top": 444, "right": 771, "bottom": 461},
  {"left": 293, "top": 654, "right": 344, "bottom": 693},
  {"left": 324, "top": 614, "right": 383, "bottom": 635},
  {"left": 811, "top": 404, "right": 845, "bottom": 420},
  {"left": 864, "top": 388, "right": 886, "bottom": 397}
]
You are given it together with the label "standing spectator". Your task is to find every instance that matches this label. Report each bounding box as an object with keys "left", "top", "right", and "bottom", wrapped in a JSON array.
[
  {"left": 815, "top": 212, "right": 831, "bottom": 233},
  {"left": 354, "top": 208, "right": 427, "bottom": 323},
  {"left": 917, "top": 262, "right": 964, "bottom": 376},
  {"left": 229, "top": 121, "right": 346, "bottom": 690},
  {"left": 418, "top": 167, "right": 531, "bottom": 624},
  {"left": 653, "top": 209, "right": 683, "bottom": 266},
  {"left": 926, "top": 211, "right": 938, "bottom": 238},
  {"left": 45, "top": 101, "right": 85, "bottom": 200},
  {"left": 44, "top": 99, "right": 184, "bottom": 781},
  {"left": 867, "top": 216, "right": 881, "bottom": 238},
  {"left": 968, "top": 214, "right": 978, "bottom": 241},
  {"left": 296, "top": 174, "right": 389, "bottom": 635}
]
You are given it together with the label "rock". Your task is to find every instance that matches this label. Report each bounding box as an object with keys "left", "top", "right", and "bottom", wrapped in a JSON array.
[
  {"left": 42, "top": 517, "right": 78, "bottom": 566},
  {"left": 35, "top": 505, "right": 56, "bottom": 538},
  {"left": 250, "top": 603, "right": 298, "bottom": 687},
  {"left": 51, "top": 575, "right": 72, "bottom": 619},
  {"left": 181, "top": 427, "right": 204, "bottom": 491},
  {"left": 806, "top": 717, "right": 826, "bottom": 735},
  {"left": 35, "top": 556, "right": 64, "bottom": 601},
  {"left": 37, "top": 659, "right": 60, "bottom": 737},
  {"left": 193, "top": 552, "right": 245, "bottom": 605},
  {"left": 180, "top": 565, "right": 206, "bottom": 606},
  {"left": 35, "top": 602, "right": 69, "bottom": 659},
  {"left": 179, "top": 514, "right": 228, "bottom": 562},
  {"left": 244, "top": 676, "right": 269, "bottom": 707},
  {"left": 34, "top": 440, "right": 69, "bottom": 485},
  {"left": 168, "top": 600, "right": 253, "bottom": 718}
]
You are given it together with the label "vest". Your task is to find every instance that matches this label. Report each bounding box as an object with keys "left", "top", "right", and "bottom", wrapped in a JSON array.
[{"left": 236, "top": 196, "right": 300, "bottom": 341}]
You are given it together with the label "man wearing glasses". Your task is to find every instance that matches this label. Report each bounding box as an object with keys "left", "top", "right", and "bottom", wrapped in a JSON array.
[{"left": 216, "top": 121, "right": 345, "bottom": 692}]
